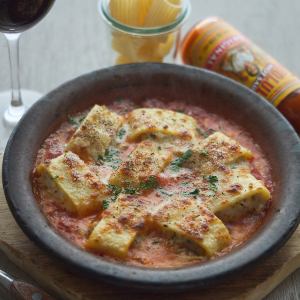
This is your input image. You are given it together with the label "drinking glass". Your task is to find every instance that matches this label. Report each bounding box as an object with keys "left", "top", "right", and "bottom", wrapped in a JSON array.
[
  {"left": 0, "top": 0, "right": 55, "bottom": 134},
  {"left": 99, "top": 0, "right": 191, "bottom": 66}
]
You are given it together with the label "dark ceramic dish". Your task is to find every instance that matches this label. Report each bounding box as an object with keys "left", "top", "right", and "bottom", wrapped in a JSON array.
[{"left": 3, "top": 63, "right": 300, "bottom": 290}]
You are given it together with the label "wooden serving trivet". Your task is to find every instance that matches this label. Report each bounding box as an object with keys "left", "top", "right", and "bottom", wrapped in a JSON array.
[{"left": 0, "top": 157, "right": 299, "bottom": 300}]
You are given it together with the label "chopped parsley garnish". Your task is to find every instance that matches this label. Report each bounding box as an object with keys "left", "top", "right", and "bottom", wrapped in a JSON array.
[
  {"left": 104, "top": 184, "right": 123, "bottom": 209},
  {"left": 189, "top": 188, "right": 200, "bottom": 195},
  {"left": 67, "top": 116, "right": 78, "bottom": 126},
  {"left": 79, "top": 116, "right": 86, "bottom": 123},
  {"left": 105, "top": 184, "right": 122, "bottom": 205},
  {"left": 139, "top": 176, "right": 159, "bottom": 190},
  {"left": 102, "top": 199, "right": 110, "bottom": 210},
  {"left": 203, "top": 175, "right": 219, "bottom": 193},
  {"left": 124, "top": 187, "right": 137, "bottom": 195},
  {"left": 182, "top": 188, "right": 199, "bottom": 197},
  {"left": 117, "top": 128, "right": 126, "bottom": 140},
  {"left": 158, "top": 188, "right": 173, "bottom": 196},
  {"left": 107, "top": 184, "right": 122, "bottom": 198},
  {"left": 122, "top": 176, "right": 159, "bottom": 195},
  {"left": 98, "top": 148, "right": 121, "bottom": 170},
  {"left": 103, "top": 148, "right": 119, "bottom": 162},
  {"left": 67, "top": 115, "right": 85, "bottom": 127},
  {"left": 207, "top": 175, "right": 218, "bottom": 184},
  {"left": 170, "top": 149, "right": 192, "bottom": 171},
  {"left": 107, "top": 176, "right": 160, "bottom": 198}
]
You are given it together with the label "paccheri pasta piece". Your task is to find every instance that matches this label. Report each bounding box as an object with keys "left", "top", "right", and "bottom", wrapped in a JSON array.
[
  {"left": 36, "top": 152, "right": 108, "bottom": 217},
  {"left": 134, "top": 33, "right": 175, "bottom": 63},
  {"left": 66, "top": 105, "right": 122, "bottom": 161},
  {"left": 127, "top": 108, "right": 198, "bottom": 141},
  {"left": 87, "top": 218, "right": 136, "bottom": 258},
  {"left": 109, "top": 140, "right": 173, "bottom": 188},
  {"left": 184, "top": 132, "right": 253, "bottom": 174},
  {"left": 109, "top": 0, "right": 152, "bottom": 27},
  {"left": 152, "top": 196, "right": 231, "bottom": 256},
  {"left": 86, "top": 194, "right": 150, "bottom": 257},
  {"left": 109, "top": 0, "right": 180, "bottom": 63},
  {"left": 144, "top": 0, "right": 182, "bottom": 27},
  {"left": 199, "top": 164, "right": 270, "bottom": 221}
]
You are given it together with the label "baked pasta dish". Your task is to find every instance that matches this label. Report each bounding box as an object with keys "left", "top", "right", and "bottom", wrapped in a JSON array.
[{"left": 32, "top": 99, "right": 273, "bottom": 268}]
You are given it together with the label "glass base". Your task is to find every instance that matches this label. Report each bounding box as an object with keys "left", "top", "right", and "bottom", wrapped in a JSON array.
[{"left": 0, "top": 89, "right": 42, "bottom": 152}]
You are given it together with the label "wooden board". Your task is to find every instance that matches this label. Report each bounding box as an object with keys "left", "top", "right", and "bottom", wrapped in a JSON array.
[{"left": 0, "top": 159, "right": 299, "bottom": 300}]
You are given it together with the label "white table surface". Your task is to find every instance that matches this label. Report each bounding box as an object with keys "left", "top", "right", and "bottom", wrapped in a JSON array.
[{"left": 0, "top": 0, "right": 299, "bottom": 299}]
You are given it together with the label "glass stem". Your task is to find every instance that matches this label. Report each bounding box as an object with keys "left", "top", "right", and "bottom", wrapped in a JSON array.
[{"left": 4, "top": 33, "right": 23, "bottom": 108}]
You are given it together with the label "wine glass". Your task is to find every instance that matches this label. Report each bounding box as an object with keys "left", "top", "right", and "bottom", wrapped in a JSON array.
[{"left": 0, "top": 0, "right": 55, "bottom": 145}]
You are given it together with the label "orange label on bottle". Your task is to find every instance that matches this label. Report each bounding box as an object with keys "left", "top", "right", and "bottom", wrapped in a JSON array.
[{"left": 182, "top": 18, "right": 300, "bottom": 106}]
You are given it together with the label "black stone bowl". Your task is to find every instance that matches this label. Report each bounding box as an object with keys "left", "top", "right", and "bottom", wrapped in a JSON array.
[{"left": 2, "top": 63, "right": 300, "bottom": 290}]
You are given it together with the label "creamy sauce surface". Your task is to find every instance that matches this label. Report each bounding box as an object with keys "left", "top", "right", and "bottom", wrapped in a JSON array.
[{"left": 32, "top": 99, "right": 273, "bottom": 268}]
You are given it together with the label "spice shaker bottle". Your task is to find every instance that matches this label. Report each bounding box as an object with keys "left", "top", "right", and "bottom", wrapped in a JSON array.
[{"left": 181, "top": 17, "right": 300, "bottom": 133}]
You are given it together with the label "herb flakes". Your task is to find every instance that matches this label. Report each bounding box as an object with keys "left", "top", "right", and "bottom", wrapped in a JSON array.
[
  {"left": 67, "top": 115, "right": 85, "bottom": 127},
  {"left": 117, "top": 128, "right": 126, "bottom": 140},
  {"left": 102, "top": 199, "right": 110, "bottom": 210},
  {"left": 98, "top": 148, "right": 121, "bottom": 170},
  {"left": 170, "top": 149, "right": 192, "bottom": 172},
  {"left": 124, "top": 187, "right": 137, "bottom": 195},
  {"left": 106, "top": 176, "right": 160, "bottom": 199},
  {"left": 139, "top": 176, "right": 159, "bottom": 191},
  {"left": 107, "top": 184, "right": 122, "bottom": 198},
  {"left": 105, "top": 184, "right": 122, "bottom": 206},
  {"left": 203, "top": 175, "right": 219, "bottom": 193},
  {"left": 182, "top": 188, "right": 199, "bottom": 197},
  {"left": 158, "top": 188, "right": 173, "bottom": 197}
]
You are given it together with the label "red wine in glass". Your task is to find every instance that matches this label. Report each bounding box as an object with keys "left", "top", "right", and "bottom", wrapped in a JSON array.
[
  {"left": 0, "top": 0, "right": 54, "bottom": 137},
  {"left": 0, "top": 0, "right": 54, "bottom": 32}
]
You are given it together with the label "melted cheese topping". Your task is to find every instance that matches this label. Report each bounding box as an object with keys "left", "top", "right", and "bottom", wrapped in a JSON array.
[
  {"left": 127, "top": 108, "right": 198, "bottom": 141},
  {"left": 36, "top": 151, "right": 108, "bottom": 217},
  {"left": 152, "top": 197, "right": 231, "bottom": 256},
  {"left": 184, "top": 132, "right": 253, "bottom": 174},
  {"left": 87, "top": 194, "right": 153, "bottom": 257},
  {"left": 66, "top": 105, "right": 122, "bottom": 161},
  {"left": 109, "top": 140, "right": 173, "bottom": 187}
]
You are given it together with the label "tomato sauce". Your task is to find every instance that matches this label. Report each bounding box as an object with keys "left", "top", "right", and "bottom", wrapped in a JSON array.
[{"left": 32, "top": 99, "right": 273, "bottom": 268}]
